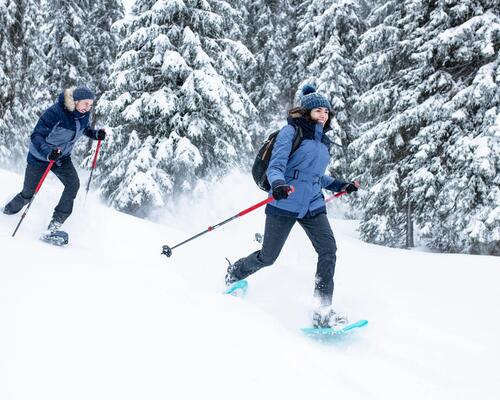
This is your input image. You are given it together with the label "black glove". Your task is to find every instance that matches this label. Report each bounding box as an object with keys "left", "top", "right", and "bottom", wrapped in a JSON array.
[
  {"left": 271, "top": 180, "right": 291, "bottom": 200},
  {"left": 48, "top": 148, "right": 61, "bottom": 161},
  {"left": 96, "top": 129, "right": 106, "bottom": 140},
  {"left": 342, "top": 182, "right": 359, "bottom": 194}
]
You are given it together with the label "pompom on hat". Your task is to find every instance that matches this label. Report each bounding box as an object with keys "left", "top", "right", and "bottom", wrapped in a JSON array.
[
  {"left": 299, "top": 84, "right": 332, "bottom": 111},
  {"left": 73, "top": 86, "right": 95, "bottom": 101}
]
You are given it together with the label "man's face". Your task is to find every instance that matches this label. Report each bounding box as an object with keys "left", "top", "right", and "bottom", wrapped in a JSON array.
[{"left": 75, "top": 99, "right": 94, "bottom": 113}]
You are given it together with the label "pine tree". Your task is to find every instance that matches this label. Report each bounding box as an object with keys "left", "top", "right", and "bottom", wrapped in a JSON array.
[
  {"left": 289, "top": 0, "right": 363, "bottom": 195},
  {"left": 97, "top": 0, "right": 256, "bottom": 215},
  {"left": 242, "top": 0, "right": 289, "bottom": 127},
  {"left": 0, "top": 0, "right": 49, "bottom": 170},
  {"left": 319, "top": 1, "right": 363, "bottom": 180},
  {"left": 352, "top": 0, "right": 500, "bottom": 254},
  {"left": 41, "top": 0, "right": 93, "bottom": 95},
  {"left": 0, "top": 0, "right": 19, "bottom": 166},
  {"left": 71, "top": 0, "right": 124, "bottom": 167},
  {"left": 406, "top": 0, "right": 500, "bottom": 255},
  {"left": 85, "top": 0, "right": 124, "bottom": 100}
]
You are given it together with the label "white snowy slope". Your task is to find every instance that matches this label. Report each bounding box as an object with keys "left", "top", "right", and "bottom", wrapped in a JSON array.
[{"left": 0, "top": 168, "right": 499, "bottom": 400}]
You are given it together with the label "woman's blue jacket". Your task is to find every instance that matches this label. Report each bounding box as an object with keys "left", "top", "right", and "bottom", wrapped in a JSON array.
[{"left": 266, "top": 121, "right": 347, "bottom": 218}]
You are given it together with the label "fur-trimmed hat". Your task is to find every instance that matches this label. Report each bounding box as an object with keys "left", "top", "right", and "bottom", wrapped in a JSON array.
[{"left": 299, "top": 84, "right": 331, "bottom": 111}]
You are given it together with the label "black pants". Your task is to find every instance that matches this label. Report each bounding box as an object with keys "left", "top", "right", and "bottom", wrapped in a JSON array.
[
  {"left": 6, "top": 158, "right": 80, "bottom": 224},
  {"left": 231, "top": 212, "right": 337, "bottom": 306}
]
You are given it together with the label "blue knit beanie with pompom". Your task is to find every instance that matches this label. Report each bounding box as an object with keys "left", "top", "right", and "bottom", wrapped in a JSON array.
[{"left": 299, "top": 84, "right": 332, "bottom": 111}]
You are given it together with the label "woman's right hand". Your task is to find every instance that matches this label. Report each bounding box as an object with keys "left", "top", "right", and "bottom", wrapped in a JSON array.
[{"left": 272, "top": 180, "right": 292, "bottom": 200}]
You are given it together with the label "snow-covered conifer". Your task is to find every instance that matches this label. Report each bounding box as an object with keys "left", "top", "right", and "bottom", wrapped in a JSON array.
[
  {"left": 242, "top": 0, "right": 289, "bottom": 126},
  {"left": 97, "top": 0, "right": 256, "bottom": 214},
  {"left": 0, "top": 0, "right": 48, "bottom": 169},
  {"left": 352, "top": 0, "right": 500, "bottom": 254},
  {"left": 290, "top": 0, "right": 364, "bottom": 188},
  {"left": 71, "top": 0, "right": 124, "bottom": 166},
  {"left": 85, "top": 0, "right": 124, "bottom": 100},
  {"left": 41, "top": 0, "right": 93, "bottom": 94}
]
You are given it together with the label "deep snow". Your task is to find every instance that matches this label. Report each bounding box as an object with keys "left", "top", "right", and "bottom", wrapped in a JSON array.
[{"left": 1, "top": 168, "right": 499, "bottom": 400}]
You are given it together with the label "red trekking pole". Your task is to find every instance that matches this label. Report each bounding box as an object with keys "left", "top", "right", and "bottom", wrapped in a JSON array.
[
  {"left": 325, "top": 191, "right": 347, "bottom": 202},
  {"left": 325, "top": 180, "right": 360, "bottom": 202},
  {"left": 12, "top": 160, "right": 55, "bottom": 237},
  {"left": 161, "top": 187, "right": 295, "bottom": 257},
  {"left": 85, "top": 139, "right": 102, "bottom": 196},
  {"left": 254, "top": 190, "right": 348, "bottom": 243}
]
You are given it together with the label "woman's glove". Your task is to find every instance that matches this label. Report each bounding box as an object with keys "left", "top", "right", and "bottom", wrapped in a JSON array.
[
  {"left": 341, "top": 181, "right": 360, "bottom": 193},
  {"left": 271, "top": 180, "right": 292, "bottom": 200}
]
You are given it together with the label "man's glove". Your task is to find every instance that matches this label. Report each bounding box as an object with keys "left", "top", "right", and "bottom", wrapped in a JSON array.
[
  {"left": 342, "top": 181, "right": 360, "bottom": 194},
  {"left": 48, "top": 148, "right": 62, "bottom": 161},
  {"left": 271, "top": 180, "right": 292, "bottom": 200},
  {"left": 96, "top": 129, "right": 106, "bottom": 140}
]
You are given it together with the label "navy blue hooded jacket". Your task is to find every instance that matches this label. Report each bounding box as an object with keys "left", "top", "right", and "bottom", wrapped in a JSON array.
[{"left": 28, "top": 88, "right": 99, "bottom": 164}]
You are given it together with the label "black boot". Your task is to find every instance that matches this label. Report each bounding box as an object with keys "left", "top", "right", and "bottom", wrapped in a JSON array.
[
  {"left": 312, "top": 306, "right": 348, "bottom": 328},
  {"left": 40, "top": 219, "right": 68, "bottom": 246},
  {"left": 3, "top": 193, "right": 31, "bottom": 215},
  {"left": 47, "top": 219, "right": 63, "bottom": 233},
  {"left": 225, "top": 258, "right": 240, "bottom": 287}
]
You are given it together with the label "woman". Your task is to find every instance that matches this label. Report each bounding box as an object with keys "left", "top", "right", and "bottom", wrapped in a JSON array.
[
  {"left": 3, "top": 86, "right": 106, "bottom": 237},
  {"left": 225, "top": 84, "right": 359, "bottom": 328}
]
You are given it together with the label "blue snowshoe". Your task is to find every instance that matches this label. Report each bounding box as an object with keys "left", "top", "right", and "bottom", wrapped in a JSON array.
[{"left": 224, "top": 279, "right": 248, "bottom": 297}]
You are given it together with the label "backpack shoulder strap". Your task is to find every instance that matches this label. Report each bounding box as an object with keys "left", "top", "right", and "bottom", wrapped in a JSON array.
[{"left": 290, "top": 125, "right": 303, "bottom": 155}]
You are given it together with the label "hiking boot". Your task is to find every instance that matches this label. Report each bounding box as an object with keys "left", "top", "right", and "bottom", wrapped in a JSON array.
[
  {"left": 225, "top": 258, "right": 240, "bottom": 287},
  {"left": 3, "top": 193, "right": 31, "bottom": 215},
  {"left": 3, "top": 204, "right": 17, "bottom": 215},
  {"left": 312, "top": 306, "right": 348, "bottom": 329},
  {"left": 47, "top": 219, "right": 63, "bottom": 233}
]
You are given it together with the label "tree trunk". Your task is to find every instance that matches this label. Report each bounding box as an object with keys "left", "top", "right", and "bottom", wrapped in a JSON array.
[{"left": 406, "top": 190, "right": 414, "bottom": 248}]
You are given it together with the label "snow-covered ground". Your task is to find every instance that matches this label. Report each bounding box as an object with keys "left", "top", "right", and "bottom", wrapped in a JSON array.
[{"left": 1, "top": 167, "right": 499, "bottom": 400}]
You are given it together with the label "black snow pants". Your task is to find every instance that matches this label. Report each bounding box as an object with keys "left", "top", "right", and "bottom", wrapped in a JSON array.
[
  {"left": 230, "top": 212, "right": 337, "bottom": 306},
  {"left": 4, "top": 158, "right": 80, "bottom": 224}
]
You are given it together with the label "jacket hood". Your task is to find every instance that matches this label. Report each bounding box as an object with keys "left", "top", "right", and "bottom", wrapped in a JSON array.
[
  {"left": 57, "top": 87, "right": 87, "bottom": 113},
  {"left": 57, "top": 87, "right": 91, "bottom": 118}
]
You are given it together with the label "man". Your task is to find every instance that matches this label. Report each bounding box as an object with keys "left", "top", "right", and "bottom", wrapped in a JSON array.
[{"left": 3, "top": 86, "right": 106, "bottom": 240}]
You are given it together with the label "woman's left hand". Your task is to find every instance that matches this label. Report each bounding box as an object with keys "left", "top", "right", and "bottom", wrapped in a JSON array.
[{"left": 343, "top": 181, "right": 360, "bottom": 193}]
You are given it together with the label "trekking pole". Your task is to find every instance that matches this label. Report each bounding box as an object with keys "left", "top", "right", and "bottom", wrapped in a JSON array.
[
  {"left": 12, "top": 160, "right": 55, "bottom": 237},
  {"left": 85, "top": 139, "right": 102, "bottom": 197},
  {"left": 325, "top": 180, "right": 361, "bottom": 202},
  {"left": 254, "top": 190, "right": 348, "bottom": 243},
  {"left": 325, "top": 191, "right": 347, "bottom": 202},
  {"left": 161, "top": 186, "right": 295, "bottom": 257}
]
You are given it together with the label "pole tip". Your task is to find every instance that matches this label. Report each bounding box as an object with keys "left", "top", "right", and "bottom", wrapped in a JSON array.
[{"left": 161, "top": 245, "right": 172, "bottom": 257}]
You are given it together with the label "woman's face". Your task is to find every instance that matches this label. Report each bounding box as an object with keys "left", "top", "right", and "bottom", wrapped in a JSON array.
[
  {"left": 309, "top": 107, "right": 329, "bottom": 126},
  {"left": 75, "top": 99, "right": 94, "bottom": 113}
]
